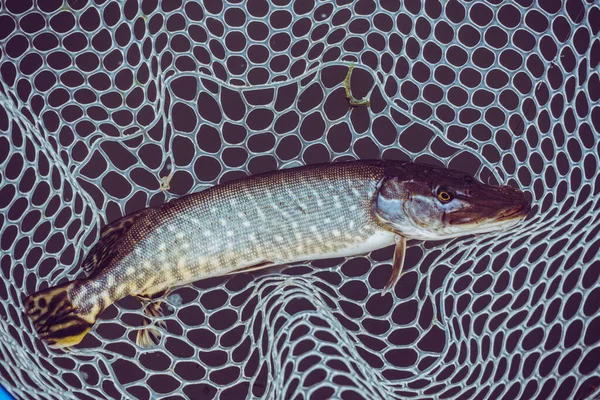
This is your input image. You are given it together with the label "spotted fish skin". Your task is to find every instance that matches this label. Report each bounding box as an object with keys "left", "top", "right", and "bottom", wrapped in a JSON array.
[{"left": 70, "top": 162, "right": 392, "bottom": 316}]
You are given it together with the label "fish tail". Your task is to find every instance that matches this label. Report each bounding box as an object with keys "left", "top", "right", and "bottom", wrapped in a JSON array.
[{"left": 24, "top": 282, "right": 96, "bottom": 349}]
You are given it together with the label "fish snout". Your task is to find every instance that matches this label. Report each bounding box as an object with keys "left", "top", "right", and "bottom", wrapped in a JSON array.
[
  {"left": 500, "top": 202, "right": 531, "bottom": 220},
  {"left": 496, "top": 186, "right": 531, "bottom": 221}
]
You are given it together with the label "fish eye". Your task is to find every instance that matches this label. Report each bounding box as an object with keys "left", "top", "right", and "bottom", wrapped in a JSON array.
[{"left": 437, "top": 190, "right": 453, "bottom": 203}]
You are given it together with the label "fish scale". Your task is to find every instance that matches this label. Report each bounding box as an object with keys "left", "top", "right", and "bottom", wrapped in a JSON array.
[{"left": 73, "top": 162, "right": 390, "bottom": 313}]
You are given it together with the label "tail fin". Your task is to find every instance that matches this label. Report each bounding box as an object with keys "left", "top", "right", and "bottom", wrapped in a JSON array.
[{"left": 24, "top": 282, "right": 96, "bottom": 349}]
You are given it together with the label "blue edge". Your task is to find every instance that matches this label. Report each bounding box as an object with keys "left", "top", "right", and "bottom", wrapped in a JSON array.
[{"left": 0, "top": 384, "right": 14, "bottom": 400}]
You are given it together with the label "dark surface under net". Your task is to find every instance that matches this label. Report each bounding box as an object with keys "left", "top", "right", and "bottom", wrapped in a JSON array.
[{"left": 0, "top": 0, "right": 599, "bottom": 399}]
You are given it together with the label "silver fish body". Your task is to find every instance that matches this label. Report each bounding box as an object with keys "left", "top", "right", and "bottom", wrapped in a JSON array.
[{"left": 74, "top": 162, "right": 391, "bottom": 309}]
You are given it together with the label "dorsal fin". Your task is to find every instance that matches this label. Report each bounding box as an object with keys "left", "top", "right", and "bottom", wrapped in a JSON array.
[{"left": 81, "top": 208, "right": 150, "bottom": 277}]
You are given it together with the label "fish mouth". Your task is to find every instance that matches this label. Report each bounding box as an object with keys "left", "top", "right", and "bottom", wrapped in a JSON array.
[
  {"left": 496, "top": 202, "right": 531, "bottom": 222},
  {"left": 448, "top": 201, "right": 531, "bottom": 227}
]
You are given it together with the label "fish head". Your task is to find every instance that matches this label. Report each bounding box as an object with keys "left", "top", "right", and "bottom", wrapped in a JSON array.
[{"left": 372, "top": 163, "right": 532, "bottom": 240}]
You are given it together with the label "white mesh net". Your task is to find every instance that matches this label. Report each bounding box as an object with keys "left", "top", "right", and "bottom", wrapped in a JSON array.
[{"left": 1, "top": 0, "right": 600, "bottom": 398}]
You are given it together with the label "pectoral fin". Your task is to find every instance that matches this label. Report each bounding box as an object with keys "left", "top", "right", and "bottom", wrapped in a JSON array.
[{"left": 383, "top": 236, "right": 406, "bottom": 293}]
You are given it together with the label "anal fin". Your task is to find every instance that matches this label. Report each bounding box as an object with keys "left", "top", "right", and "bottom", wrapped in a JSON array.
[
  {"left": 134, "top": 289, "right": 169, "bottom": 348},
  {"left": 383, "top": 236, "right": 407, "bottom": 294}
]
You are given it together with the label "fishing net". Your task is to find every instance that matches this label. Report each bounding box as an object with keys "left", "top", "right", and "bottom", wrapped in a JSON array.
[{"left": 1, "top": 0, "right": 599, "bottom": 398}]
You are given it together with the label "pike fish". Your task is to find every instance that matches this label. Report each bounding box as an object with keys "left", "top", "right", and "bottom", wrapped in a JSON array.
[{"left": 24, "top": 161, "right": 531, "bottom": 349}]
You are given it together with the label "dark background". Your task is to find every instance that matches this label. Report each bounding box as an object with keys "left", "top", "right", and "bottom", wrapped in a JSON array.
[{"left": 0, "top": 0, "right": 599, "bottom": 399}]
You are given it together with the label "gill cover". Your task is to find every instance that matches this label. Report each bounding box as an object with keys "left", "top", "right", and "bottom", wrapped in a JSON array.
[{"left": 371, "top": 174, "right": 419, "bottom": 235}]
